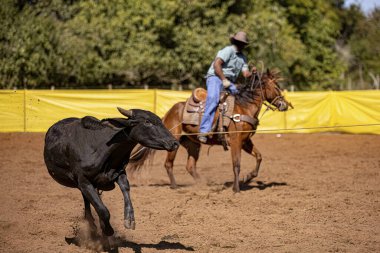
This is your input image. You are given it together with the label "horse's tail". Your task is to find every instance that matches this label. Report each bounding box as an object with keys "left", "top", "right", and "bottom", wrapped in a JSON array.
[{"left": 127, "top": 145, "right": 156, "bottom": 173}]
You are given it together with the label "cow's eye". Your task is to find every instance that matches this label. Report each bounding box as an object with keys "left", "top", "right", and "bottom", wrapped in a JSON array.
[{"left": 144, "top": 120, "right": 153, "bottom": 126}]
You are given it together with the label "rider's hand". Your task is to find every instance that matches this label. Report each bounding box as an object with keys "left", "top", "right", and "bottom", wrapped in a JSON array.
[
  {"left": 228, "top": 83, "right": 238, "bottom": 95},
  {"left": 251, "top": 66, "right": 257, "bottom": 73},
  {"left": 222, "top": 79, "right": 231, "bottom": 88}
]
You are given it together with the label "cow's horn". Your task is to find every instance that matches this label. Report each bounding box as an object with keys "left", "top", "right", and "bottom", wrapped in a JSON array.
[{"left": 117, "top": 107, "right": 133, "bottom": 117}]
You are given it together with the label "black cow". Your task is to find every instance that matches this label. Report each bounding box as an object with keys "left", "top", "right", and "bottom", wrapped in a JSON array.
[{"left": 44, "top": 107, "right": 179, "bottom": 239}]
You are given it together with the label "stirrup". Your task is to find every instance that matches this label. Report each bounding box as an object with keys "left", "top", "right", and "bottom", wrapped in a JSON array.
[{"left": 197, "top": 135, "right": 207, "bottom": 144}]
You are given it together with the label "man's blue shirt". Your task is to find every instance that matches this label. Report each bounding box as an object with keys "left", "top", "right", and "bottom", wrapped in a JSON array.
[{"left": 205, "top": 45, "right": 249, "bottom": 82}]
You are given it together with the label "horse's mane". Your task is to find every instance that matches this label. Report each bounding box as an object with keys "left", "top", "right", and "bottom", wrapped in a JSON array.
[
  {"left": 235, "top": 81, "right": 257, "bottom": 106},
  {"left": 235, "top": 69, "right": 281, "bottom": 106}
]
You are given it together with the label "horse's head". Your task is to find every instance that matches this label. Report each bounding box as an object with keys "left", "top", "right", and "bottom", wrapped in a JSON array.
[{"left": 254, "top": 69, "right": 292, "bottom": 111}]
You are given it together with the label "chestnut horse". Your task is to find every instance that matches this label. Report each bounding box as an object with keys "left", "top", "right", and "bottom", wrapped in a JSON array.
[{"left": 130, "top": 69, "right": 292, "bottom": 192}]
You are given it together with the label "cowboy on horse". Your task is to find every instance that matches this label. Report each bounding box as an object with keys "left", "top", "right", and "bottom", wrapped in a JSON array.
[
  {"left": 128, "top": 31, "right": 292, "bottom": 192},
  {"left": 198, "top": 31, "right": 256, "bottom": 143}
]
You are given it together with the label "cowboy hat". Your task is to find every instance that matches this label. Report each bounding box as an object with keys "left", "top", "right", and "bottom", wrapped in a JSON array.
[{"left": 230, "top": 31, "right": 249, "bottom": 44}]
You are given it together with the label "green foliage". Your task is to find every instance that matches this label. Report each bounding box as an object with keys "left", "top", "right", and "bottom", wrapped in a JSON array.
[
  {"left": 348, "top": 8, "right": 380, "bottom": 88},
  {"left": 0, "top": 0, "right": 378, "bottom": 90},
  {"left": 275, "top": 0, "right": 345, "bottom": 89}
]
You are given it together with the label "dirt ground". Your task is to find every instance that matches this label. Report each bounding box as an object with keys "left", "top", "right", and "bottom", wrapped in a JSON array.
[{"left": 0, "top": 133, "right": 379, "bottom": 253}]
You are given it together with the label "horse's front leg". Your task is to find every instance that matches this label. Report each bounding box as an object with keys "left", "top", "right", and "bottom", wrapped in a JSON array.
[
  {"left": 181, "top": 137, "right": 201, "bottom": 182},
  {"left": 117, "top": 172, "right": 135, "bottom": 230},
  {"left": 242, "top": 138, "right": 262, "bottom": 184},
  {"left": 230, "top": 138, "right": 242, "bottom": 192},
  {"left": 165, "top": 149, "right": 179, "bottom": 189}
]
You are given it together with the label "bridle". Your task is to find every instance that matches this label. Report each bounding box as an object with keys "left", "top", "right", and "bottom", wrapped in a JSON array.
[{"left": 246, "top": 71, "right": 285, "bottom": 112}]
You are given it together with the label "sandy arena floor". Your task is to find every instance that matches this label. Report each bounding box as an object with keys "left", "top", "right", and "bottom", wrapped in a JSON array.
[{"left": 0, "top": 133, "right": 379, "bottom": 252}]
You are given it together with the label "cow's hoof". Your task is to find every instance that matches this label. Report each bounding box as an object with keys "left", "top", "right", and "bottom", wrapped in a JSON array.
[
  {"left": 101, "top": 236, "right": 115, "bottom": 251},
  {"left": 124, "top": 219, "right": 136, "bottom": 230},
  {"left": 103, "top": 226, "right": 114, "bottom": 236}
]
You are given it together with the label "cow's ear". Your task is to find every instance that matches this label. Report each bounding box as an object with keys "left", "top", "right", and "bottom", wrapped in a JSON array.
[
  {"left": 105, "top": 118, "right": 129, "bottom": 128},
  {"left": 117, "top": 107, "right": 133, "bottom": 118}
]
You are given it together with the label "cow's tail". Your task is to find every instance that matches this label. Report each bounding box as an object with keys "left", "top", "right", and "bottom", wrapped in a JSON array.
[{"left": 127, "top": 145, "right": 156, "bottom": 172}]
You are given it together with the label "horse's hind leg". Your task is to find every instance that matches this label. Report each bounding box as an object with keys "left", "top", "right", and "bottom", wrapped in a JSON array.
[
  {"left": 181, "top": 137, "right": 201, "bottom": 182},
  {"left": 162, "top": 109, "right": 183, "bottom": 189},
  {"left": 165, "top": 149, "right": 179, "bottom": 189},
  {"left": 242, "top": 138, "right": 262, "bottom": 184},
  {"left": 165, "top": 137, "right": 201, "bottom": 188}
]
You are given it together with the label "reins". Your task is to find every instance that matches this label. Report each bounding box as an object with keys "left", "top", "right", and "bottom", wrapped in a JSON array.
[
  {"left": 247, "top": 71, "right": 272, "bottom": 120},
  {"left": 246, "top": 70, "right": 287, "bottom": 121},
  {"left": 260, "top": 96, "right": 283, "bottom": 120}
]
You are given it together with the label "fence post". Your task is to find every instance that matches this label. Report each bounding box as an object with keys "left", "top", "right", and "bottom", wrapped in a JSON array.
[
  {"left": 23, "top": 89, "right": 26, "bottom": 132},
  {"left": 284, "top": 89, "right": 288, "bottom": 131}
]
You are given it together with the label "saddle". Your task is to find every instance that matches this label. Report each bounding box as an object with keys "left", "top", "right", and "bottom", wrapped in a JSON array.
[
  {"left": 183, "top": 88, "right": 235, "bottom": 128},
  {"left": 183, "top": 88, "right": 235, "bottom": 150}
]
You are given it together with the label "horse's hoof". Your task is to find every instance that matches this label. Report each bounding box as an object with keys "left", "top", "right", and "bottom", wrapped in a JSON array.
[
  {"left": 124, "top": 219, "right": 136, "bottom": 230},
  {"left": 170, "top": 185, "right": 178, "bottom": 189}
]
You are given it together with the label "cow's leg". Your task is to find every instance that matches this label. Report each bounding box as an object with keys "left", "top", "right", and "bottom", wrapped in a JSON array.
[
  {"left": 117, "top": 173, "right": 135, "bottom": 230},
  {"left": 242, "top": 138, "right": 262, "bottom": 184},
  {"left": 165, "top": 149, "right": 179, "bottom": 189},
  {"left": 230, "top": 137, "right": 242, "bottom": 192},
  {"left": 181, "top": 137, "right": 201, "bottom": 181},
  {"left": 78, "top": 178, "right": 114, "bottom": 236},
  {"left": 82, "top": 193, "right": 97, "bottom": 234}
]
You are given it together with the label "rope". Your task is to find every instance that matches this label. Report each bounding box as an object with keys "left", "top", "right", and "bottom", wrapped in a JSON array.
[
  {"left": 172, "top": 123, "right": 380, "bottom": 136},
  {"left": 167, "top": 121, "right": 184, "bottom": 133}
]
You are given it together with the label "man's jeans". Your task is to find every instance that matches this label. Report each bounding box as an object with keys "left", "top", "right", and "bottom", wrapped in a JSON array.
[{"left": 199, "top": 76, "right": 237, "bottom": 134}]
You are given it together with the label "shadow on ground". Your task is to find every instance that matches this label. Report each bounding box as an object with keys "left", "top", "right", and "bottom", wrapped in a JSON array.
[
  {"left": 223, "top": 180, "right": 288, "bottom": 191},
  {"left": 131, "top": 183, "right": 191, "bottom": 188},
  {"left": 65, "top": 235, "right": 194, "bottom": 253}
]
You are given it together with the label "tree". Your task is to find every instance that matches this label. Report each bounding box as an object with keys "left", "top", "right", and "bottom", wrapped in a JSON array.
[
  {"left": 275, "top": 0, "right": 346, "bottom": 90},
  {"left": 348, "top": 8, "right": 380, "bottom": 89},
  {"left": 0, "top": 0, "right": 377, "bottom": 90}
]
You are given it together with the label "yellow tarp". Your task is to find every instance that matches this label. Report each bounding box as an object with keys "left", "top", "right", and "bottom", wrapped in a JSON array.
[
  {"left": 155, "top": 90, "right": 191, "bottom": 117},
  {"left": 0, "top": 90, "right": 25, "bottom": 132},
  {"left": 24, "top": 90, "right": 154, "bottom": 132},
  {"left": 0, "top": 89, "right": 379, "bottom": 134},
  {"left": 283, "top": 91, "right": 380, "bottom": 134}
]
